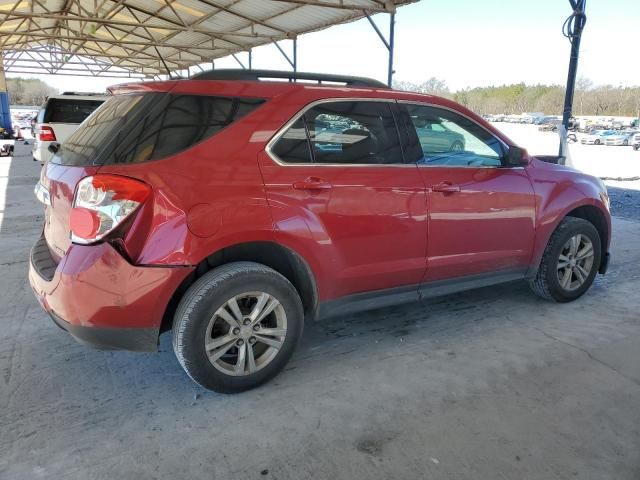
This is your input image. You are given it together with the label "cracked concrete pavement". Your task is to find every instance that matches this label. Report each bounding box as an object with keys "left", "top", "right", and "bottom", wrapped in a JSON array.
[{"left": 1, "top": 145, "right": 639, "bottom": 479}]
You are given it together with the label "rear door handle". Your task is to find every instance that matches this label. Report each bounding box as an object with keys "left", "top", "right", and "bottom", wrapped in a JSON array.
[
  {"left": 293, "top": 177, "right": 333, "bottom": 191},
  {"left": 431, "top": 182, "right": 460, "bottom": 194}
]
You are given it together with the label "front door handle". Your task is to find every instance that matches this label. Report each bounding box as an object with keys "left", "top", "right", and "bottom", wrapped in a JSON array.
[
  {"left": 431, "top": 182, "right": 460, "bottom": 194},
  {"left": 293, "top": 177, "right": 333, "bottom": 191}
]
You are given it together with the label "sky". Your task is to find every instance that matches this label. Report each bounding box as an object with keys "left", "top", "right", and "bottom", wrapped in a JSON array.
[{"left": 6, "top": 0, "right": 638, "bottom": 93}]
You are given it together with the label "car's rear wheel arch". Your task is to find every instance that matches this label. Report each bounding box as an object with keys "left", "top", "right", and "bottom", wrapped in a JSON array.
[{"left": 161, "top": 242, "right": 318, "bottom": 333}]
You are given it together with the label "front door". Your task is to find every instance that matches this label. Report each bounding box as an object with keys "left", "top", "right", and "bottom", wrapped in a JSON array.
[
  {"left": 259, "top": 100, "right": 428, "bottom": 300},
  {"left": 398, "top": 103, "right": 536, "bottom": 282}
]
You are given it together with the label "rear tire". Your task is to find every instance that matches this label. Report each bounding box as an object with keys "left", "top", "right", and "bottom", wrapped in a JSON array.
[
  {"left": 172, "top": 262, "right": 304, "bottom": 393},
  {"left": 530, "top": 217, "right": 601, "bottom": 302}
]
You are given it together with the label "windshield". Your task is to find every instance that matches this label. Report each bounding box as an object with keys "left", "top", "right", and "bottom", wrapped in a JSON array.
[{"left": 44, "top": 98, "right": 105, "bottom": 124}]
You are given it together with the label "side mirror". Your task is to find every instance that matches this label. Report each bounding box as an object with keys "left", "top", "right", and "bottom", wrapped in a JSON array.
[
  {"left": 48, "top": 142, "right": 60, "bottom": 155},
  {"left": 506, "top": 146, "right": 528, "bottom": 166}
]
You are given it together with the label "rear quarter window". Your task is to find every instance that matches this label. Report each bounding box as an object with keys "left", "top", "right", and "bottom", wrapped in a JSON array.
[
  {"left": 54, "top": 94, "right": 265, "bottom": 166},
  {"left": 43, "top": 98, "right": 105, "bottom": 124},
  {"left": 112, "top": 95, "right": 265, "bottom": 164}
]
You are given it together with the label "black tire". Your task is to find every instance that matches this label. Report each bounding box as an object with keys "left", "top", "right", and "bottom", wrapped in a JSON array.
[
  {"left": 623, "top": 139, "right": 628, "bottom": 146},
  {"left": 172, "top": 262, "right": 304, "bottom": 393},
  {"left": 530, "top": 217, "right": 602, "bottom": 302},
  {"left": 594, "top": 139, "right": 600, "bottom": 145},
  {"left": 634, "top": 144, "right": 640, "bottom": 151}
]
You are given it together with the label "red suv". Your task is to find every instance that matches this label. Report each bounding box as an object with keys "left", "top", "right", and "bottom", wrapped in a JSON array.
[{"left": 30, "top": 70, "right": 611, "bottom": 392}]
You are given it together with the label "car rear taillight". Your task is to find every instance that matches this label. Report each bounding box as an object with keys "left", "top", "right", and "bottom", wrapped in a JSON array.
[
  {"left": 38, "top": 126, "right": 57, "bottom": 142},
  {"left": 70, "top": 175, "right": 150, "bottom": 244}
]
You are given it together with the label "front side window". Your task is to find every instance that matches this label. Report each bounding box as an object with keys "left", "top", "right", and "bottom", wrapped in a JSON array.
[
  {"left": 402, "top": 104, "right": 505, "bottom": 167},
  {"left": 270, "top": 101, "right": 404, "bottom": 165}
]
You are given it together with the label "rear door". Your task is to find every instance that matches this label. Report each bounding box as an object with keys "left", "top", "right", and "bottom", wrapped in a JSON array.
[
  {"left": 397, "top": 102, "right": 536, "bottom": 282},
  {"left": 259, "top": 100, "right": 428, "bottom": 299}
]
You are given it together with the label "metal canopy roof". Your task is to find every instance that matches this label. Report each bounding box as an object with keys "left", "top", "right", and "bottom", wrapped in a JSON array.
[{"left": 0, "top": 0, "right": 415, "bottom": 78}]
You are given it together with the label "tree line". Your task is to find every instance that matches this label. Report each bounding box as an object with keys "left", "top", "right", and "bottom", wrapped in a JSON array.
[
  {"left": 6, "top": 74, "right": 639, "bottom": 118},
  {"left": 394, "top": 77, "right": 640, "bottom": 118},
  {"left": 6, "top": 78, "right": 58, "bottom": 106}
]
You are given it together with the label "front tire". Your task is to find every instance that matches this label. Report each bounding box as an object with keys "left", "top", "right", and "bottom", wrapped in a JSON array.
[
  {"left": 172, "top": 262, "right": 304, "bottom": 393},
  {"left": 530, "top": 217, "right": 601, "bottom": 302}
]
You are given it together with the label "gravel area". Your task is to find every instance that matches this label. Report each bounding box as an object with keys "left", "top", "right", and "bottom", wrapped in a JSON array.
[{"left": 605, "top": 181, "right": 640, "bottom": 222}]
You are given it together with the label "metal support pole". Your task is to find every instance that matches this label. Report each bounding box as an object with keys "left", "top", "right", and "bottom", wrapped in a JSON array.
[
  {"left": 248, "top": 50, "right": 252, "bottom": 70},
  {"left": 293, "top": 38, "right": 297, "bottom": 73},
  {"left": 0, "top": 54, "right": 12, "bottom": 134},
  {"left": 559, "top": 0, "right": 587, "bottom": 162},
  {"left": 388, "top": 13, "right": 395, "bottom": 87},
  {"left": 232, "top": 53, "right": 246, "bottom": 70},
  {"left": 365, "top": 12, "right": 395, "bottom": 87},
  {"left": 274, "top": 40, "right": 295, "bottom": 71}
]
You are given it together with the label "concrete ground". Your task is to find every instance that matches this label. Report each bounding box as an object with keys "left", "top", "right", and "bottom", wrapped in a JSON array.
[{"left": 1, "top": 144, "right": 639, "bottom": 480}]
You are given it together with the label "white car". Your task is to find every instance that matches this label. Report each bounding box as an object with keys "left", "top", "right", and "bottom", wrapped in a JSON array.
[
  {"left": 32, "top": 93, "right": 108, "bottom": 163},
  {"left": 580, "top": 130, "right": 616, "bottom": 145},
  {"left": 604, "top": 131, "right": 637, "bottom": 146}
]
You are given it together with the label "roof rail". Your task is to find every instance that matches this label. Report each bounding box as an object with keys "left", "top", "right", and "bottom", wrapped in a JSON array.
[
  {"left": 190, "top": 69, "right": 388, "bottom": 89},
  {"left": 60, "top": 91, "right": 106, "bottom": 96}
]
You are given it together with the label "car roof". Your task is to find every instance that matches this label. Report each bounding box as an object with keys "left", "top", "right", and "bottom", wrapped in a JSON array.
[{"left": 46, "top": 94, "right": 109, "bottom": 102}]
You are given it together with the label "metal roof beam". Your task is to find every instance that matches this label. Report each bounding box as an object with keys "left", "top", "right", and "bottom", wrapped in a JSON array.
[
  {"left": 0, "top": 31, "right": 231, "bottom": 50},
  {"left": 271, "top": 0, "right": 394, "bottom": 14},
  {"left": 1, "top": 12, "right": 280, "bottom": 40}
]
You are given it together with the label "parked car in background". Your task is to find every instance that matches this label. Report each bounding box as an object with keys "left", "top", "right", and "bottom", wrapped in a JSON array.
[
  {"left": 538, "top": 118, "right": 562, "bottom": 132},
  {"left": 580, "top": 129, "right": 616, "bottom": 145},
  {"left": 30, "top": 70, "right": 612, "bottom": 393},
  {"left": 604, "top": 130, "right": 637, "bottom": 146},
  {"left": 32, "top": 92, "right": 108, "bottom": 163},
  {"left": 412, "top": 115, "right": 466, "bottom": 153}
]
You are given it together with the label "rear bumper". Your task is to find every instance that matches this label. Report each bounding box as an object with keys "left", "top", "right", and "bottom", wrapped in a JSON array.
[
  {"left": 29, "top": 233, "right": 194, "bottom": 352},
  {"left": 48, "top": 311, "right": 159, "bottom": 351}
]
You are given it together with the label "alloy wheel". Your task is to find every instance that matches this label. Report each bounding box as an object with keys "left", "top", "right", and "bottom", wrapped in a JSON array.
[
  {"left": 204, "top": 291, "right": 287, "bottom": 376},
  {"left": 557, "top": 234, "right": 595, "bottom": 291}
]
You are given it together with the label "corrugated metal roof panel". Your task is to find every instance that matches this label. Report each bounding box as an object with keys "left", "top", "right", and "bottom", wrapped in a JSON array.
[{"left": 0, "top": 0, "right": 416, "bottom": 77}]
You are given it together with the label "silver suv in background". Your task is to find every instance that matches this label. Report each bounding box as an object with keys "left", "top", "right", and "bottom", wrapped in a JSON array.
[{"left": 33, "top": 92, "right": 108, "bottom": 163}]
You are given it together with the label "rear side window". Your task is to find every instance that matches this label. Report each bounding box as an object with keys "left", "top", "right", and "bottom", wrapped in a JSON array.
[
  {"left": 270, "top": 117, "right": 312, "bottom": 164},
  {"left": 270, "top": 101, "right": 404, "bottom": 165},
  {"left": 43, "top": 98, "right": 104, "bottom": 124},
  {"left": 112, "top": 95, "right": 265, "bottom": 164},
  {"left": 54, "top": 94, "right": 265, "bottom": 166}
]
